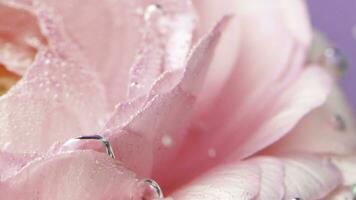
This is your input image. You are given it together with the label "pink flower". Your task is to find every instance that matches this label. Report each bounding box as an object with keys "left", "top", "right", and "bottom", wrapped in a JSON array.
[{"left": 0, "top": 0, "right": 355, "bottom": 199}]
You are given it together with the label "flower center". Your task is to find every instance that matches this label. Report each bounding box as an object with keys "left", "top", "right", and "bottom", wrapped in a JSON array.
[
  {"left": 0, "top": 63, "right": 20, "bottom": 95},
  {"left": 0, "top": 3, "right": 47, "bottom": 96}
]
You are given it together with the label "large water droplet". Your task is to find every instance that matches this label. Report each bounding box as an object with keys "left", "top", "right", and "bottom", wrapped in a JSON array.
[{"left": 138, "top": 179, "right": 164, "bottom": 199}]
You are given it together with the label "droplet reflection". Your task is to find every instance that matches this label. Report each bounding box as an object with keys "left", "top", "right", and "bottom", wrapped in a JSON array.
[
  {"left": 76, "top": 135, "right": 116, "bottom": 159},
  {"left": 144, "top": 179, "right": 163, "bottom": 199},
  {"left": 144, "top": 4, "right": 162, "bottom": 21},
  {"left": 331, "top": 114, "right": 347, "bottom": 132}
]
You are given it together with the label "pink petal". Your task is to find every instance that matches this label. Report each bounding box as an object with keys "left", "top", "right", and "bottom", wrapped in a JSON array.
[
  {"left": 193, "top": 0, "right": 311, "bottom": 116},
  {"left": 264, "top": 84, "right": 356, "bottom": 155},
  {"left": 253, "top": 155, "right": 340, "bottom": 199},
  {"left": 233, "top": 66, "right": 332, "bottom": 158},
  {"left": 117, "top": 16, "right": 229, "bottom": 177},
  {"left": 33, "top": 0, "right": 196, "bottom": 109},
  {"left": 31, "top": 0, "right": 140, "bottom": 107},
  {"left": 0, "top": 151, "right": 160, "bottom": 200},
  {"left": 0, "top": 1, "right": 46, "bottom": 75},
  {"left": 193, "top": 0, "right": 311, "bottom": 43},
  {"left": 128, "top": 1, "right": 196, "bottom": 99},
  {"left": 171, "top": 161, "right": 261, "bottom": 200},
  {"left": 171, "top": 154, "right": 340, "bottom": 200},
  {"left": 0, "top": 152, "right": 35, "bottom": 181},
  {"left": 331, "top": 156, "right": 356, "bottom": 186},
  {"left": 166, "top": 65, "right": 331, "bottom": 188},
  {"left": 60, "top": 17, "right": 230, "bottom": 179},
  {"left": 281, "top": 154, "right": 341, "bottom": 199},
  {"left": 162, "top": 1, "right": 324, "bottom": 185},
  {"left": 0, "top": 49, "right": 107, "bottom": 153},
  {"left": 254, "top": 157, "right": 284, "bottom": 200}
]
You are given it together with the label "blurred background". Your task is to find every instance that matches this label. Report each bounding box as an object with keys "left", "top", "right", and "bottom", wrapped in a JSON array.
[{"left": 307, "top": 1, "right": 356, "bottom": 110}]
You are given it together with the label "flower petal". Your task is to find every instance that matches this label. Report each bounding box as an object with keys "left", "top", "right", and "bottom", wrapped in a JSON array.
[
  {"left": 0, "top": 2, "right": 46, "bottom": 75},
  {"left": 281, "top": 154, "right": 341, "bottom": 199},
  {"left": 0, "top": 152, "right": 35, "bottom": 181},
  {"left": 331, "top": 156, "right": 356, "bottom": 186},
  {"left": 31, "top": 0, "right": 143, "bottom": 107},
  {"left": 0, "top": 49, "right": 107, "bottom": 153},
  {"left": 171, "top": 161, "right": 261, "bottom": 200},
  {"left": 167, "top": 65, "right": 331, "bottom": 188},
  {"left": 0, "top": 151, "right": 159, "bottom": 200},
  {"left": 233, "top": 66, "right": 332, "bottom": 158},
  {"left": 193, "top": 0, "right": 311, "bottom": 116},
  {"left": 165, "top": 1, "right": 323, "bottom": 184},
  {"left": 60, "top": 17, "right": 230, "bottom": 178},
  {"left": 116, "top": 16, "right": 229, "bottom": 178},
  {"left": 264, "top": 84, "right": 356, "bottom": 155},
  {"left": 192, "top": 0, "right": 311, "bottom": 44},
  {"left": 254, "top": 157, "right": 284, "bottom": 200},
  {"left": 128, "top": 1, "right": 196, "bottom": 99},
  {"left": 35, "top": 0, "right": 196, "bottom": 109},
  {"left": 171, "top": 155, "right": 340, "bottom": 200}
]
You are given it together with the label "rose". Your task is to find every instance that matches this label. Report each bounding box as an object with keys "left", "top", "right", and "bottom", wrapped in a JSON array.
[{"left": 0, "top": 0, "right": 354, "bottom": 199}]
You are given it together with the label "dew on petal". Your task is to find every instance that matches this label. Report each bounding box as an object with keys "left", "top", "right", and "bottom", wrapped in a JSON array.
[
  {"left": 161, "top": 135, "right": 173, "bottom": 147},
  {"left": 144, "top": 4, "right": 163, "bottom": 21},
  {"left": 137, "top": 179, "right": 164, "bottom": 199},
  {"left": 130, "top": 81, "right": 139, "bottom": 87},
  {"left": 1, "top": 141, "right": 10, "bottom": 151},
  {"left": 329, "top": 113, "right": 347, "bottom": 132},
  {"left": 208, "top": 148, "right": 217, "bottom": 158},
  {"left": 323, "top": 48, "right": 348, "bottom": 75}
]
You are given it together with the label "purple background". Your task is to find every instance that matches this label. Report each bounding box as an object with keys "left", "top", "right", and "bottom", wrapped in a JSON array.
[{"left": 307, "top": 1, "right": 356, "bottom": 110}]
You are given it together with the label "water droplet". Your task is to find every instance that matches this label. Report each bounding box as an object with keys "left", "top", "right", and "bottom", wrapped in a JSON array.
[
  {"left": 130, "top": 81, "right": 139, "bottom": 87},
  {"left": 2, "top": 142, "right": 10, "bottom": 151},
  {"left": 330, "top": 114, "right": 347, "bottom": 132},
  {"left": 208, "top": 148, "right": 216, "bottom": 158},
  {"left": 323, "top": 48, "right": 348, "bottom": 75},
  {"left": 141, "top": 179, "right": 164, "bottom": 199},
  {"left": 76, "top": 135, "right": 116, "bottom": 159},
  {"left": 144, "top": 4, "right": 162, "bottom": 21},
  {"left": 44, "top": 59, "right": 51, "bottom": 65},
  {"left": 161, "top": 135, "right": 172, "bottom": 147}
]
